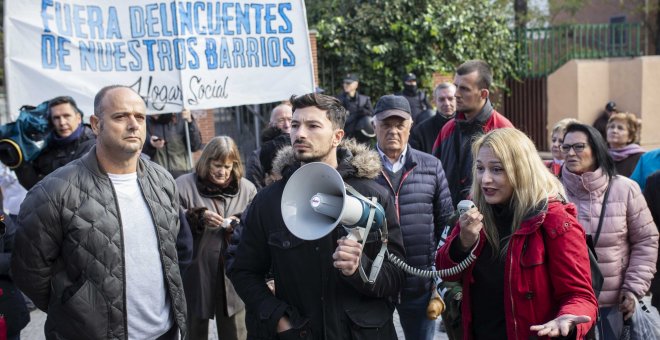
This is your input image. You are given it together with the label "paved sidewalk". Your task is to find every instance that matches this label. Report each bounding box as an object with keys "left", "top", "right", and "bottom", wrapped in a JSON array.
[{"left": 22, "top": 309, "right": 449, "bottom": 340}]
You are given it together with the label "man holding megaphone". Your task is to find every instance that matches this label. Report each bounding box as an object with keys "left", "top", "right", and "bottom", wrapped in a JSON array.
[{"left": 228, "top": 93, "right": 405, "bottom": 339}]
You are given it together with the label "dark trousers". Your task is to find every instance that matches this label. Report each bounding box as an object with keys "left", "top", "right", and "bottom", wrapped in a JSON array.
[
  {"left": 155, "top": 325, "right": 179, "bottom": 340},
  {"left": 189, "top": 308, "right": 246, "bottom": 340}
]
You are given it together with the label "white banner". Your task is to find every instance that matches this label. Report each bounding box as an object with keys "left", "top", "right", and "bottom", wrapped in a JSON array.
[{"left": 5, "top": 0, "right": 315, "bottom": 118}]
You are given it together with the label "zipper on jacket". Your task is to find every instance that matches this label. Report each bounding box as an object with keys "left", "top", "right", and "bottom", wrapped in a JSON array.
[
  {"left": 397, "top": 167, "right": 415, "bottom": 196},
  {"left": 380, "top": 165, "right": 416, "bottom": 223},
  {"left": 508, "top": 245, "right": 519, "bottom": 340}
]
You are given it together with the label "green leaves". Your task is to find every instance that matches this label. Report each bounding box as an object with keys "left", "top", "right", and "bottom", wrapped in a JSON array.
[{"left": 313, "top": 0, "right": 518, "bottom": 97}]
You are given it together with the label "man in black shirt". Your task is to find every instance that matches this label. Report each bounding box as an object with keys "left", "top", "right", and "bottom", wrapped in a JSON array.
[
  {"left": 410, "top": 82, "right": 456, "bottom": 154},
  {"left": 336, "top": 73, "right": 374, "bottom": 144},
  {"left": 397, "top": 73, "right": 432, "bottom": 122}
]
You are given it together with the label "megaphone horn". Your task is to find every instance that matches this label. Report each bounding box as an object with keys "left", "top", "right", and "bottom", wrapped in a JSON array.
[
  {"left": 281, "top": 162, "right": 385, "bottom": 241},
  {"left": 282, "top": 163, "right": 480, "bottom": 282}
]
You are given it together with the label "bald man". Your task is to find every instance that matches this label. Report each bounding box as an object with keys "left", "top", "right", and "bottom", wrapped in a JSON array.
[{"left": 12, "top": 85, "right": 187, "bottom": 340}]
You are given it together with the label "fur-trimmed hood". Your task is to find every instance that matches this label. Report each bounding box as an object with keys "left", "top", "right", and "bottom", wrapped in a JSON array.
[{"left": 271, "top": 139, "right": 382, "bottom": 180}]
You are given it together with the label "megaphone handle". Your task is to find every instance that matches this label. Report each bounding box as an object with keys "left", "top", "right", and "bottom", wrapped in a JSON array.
[{"left": 346, "top": 228, "right": 361, "bottom": 241}]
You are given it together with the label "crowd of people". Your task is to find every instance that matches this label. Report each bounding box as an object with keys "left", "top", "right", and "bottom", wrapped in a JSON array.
[{"left": 0, "top": 58, "right": 659, "bottom": 340}]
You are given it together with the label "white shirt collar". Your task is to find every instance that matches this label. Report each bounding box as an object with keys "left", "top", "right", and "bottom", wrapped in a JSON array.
[{"left": 376, "top": 145, "right": 407, "bottom": 173}]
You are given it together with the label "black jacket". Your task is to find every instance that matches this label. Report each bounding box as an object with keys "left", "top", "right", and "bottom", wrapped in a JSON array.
[
  {"left": 409, "top": 112, "right": 454, "bottom": 154},
  {"left": 0, "top": 215, "right": 30, "bottom": 337},
  {"left": 396, "top": 89, "right": 432, "bottom": 122},
  {"left": 143, "top": 114, "right": 202, "bottom": 178},
  {"left": 336, "top": 92, "right": 374, "bottom": 144},
  {"left": 15, "top": 125, "right": 95, "bottom": 189},
  {"left": 11, "top": 147, "right": 188, "bottom": 340},
  {"left": 228, "top": 140, "right": 405, "bottom": 340},
  {"left": 375, "top": 147, "right": 454, "bottom": 297}
]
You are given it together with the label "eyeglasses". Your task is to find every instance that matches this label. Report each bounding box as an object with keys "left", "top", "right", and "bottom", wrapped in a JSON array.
[{"left": 560, "top": 143, "right": 587, "bottom": 153}]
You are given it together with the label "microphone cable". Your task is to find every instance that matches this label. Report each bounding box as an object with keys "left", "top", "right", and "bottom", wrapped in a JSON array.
[{"left": 386, "top": 237, "right": 479, "bottom": 278}]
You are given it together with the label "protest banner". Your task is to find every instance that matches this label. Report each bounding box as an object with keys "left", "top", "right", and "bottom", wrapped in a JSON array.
[{"left": 5, "top": 0, "right": 315, "bottom": 118}]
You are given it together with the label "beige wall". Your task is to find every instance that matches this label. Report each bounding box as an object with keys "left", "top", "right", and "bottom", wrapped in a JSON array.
[{"left": 547, "top": 57, "right": 660, "bottom": 149}]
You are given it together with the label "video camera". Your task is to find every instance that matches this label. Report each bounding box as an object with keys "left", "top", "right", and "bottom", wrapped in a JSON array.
[{"left": 0, "top": 101, "right": 51, "bottom": 168}]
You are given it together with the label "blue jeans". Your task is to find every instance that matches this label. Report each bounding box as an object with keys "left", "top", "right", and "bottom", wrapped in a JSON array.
[{"left": 396, "top": 291, "right": 436, "bottom": 340}]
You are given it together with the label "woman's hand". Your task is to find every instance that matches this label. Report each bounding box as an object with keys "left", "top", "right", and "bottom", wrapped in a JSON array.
[
  {"left": 530, "top": 314, "right": 591, "bottom": 337},
  {"left": 619, "top": 290, "right": 637, "bottom": 320},
  {"left": 224, "top": 216, "right": 239, "bottom": 232},
  {"left": 458, "top": 207, "right": 483, "bottom": 251},
  {"left": 203, "top": 210, "right": 224, "bottom": 229}
]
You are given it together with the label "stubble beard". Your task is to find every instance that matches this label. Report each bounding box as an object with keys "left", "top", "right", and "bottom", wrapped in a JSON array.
[
  {"left": 98, "top": 121, "right": 143, "bottom": 156},
  {"left": 293, "top": 144, "right": 334, "bottom": 164}
]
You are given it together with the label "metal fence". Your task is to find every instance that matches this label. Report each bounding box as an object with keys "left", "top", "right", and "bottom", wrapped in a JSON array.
[
  {"left": 515, "top": 23, "right": 645, "bottom": 77},
  {"left": 209, "top": 102, "right": 279, "bottom": 164},
  {"left": 503, "top": 77, "right": 548, "bottom": 151}
]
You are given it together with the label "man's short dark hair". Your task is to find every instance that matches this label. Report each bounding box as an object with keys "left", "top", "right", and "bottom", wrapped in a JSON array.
[
  {"left": 456, "top": 60, "right": 493, "bottom": 90},
  {"left": 289, "top": 93, "right": 347, "bottom": 129},
  {"left": 93, "top": 85, "right": 133, "bottom": 116},
  {"left": 48, "top": 96, "right": 82, "bottom": 116}
]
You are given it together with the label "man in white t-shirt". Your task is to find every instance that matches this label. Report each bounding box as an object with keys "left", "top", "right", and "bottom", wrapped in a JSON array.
[{"left": 12, "top": 85, "right": 187, "bottom": 340}]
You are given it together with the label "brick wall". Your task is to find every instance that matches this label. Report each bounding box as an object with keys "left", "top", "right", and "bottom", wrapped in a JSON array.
[
  {"left": 310, "top": 30, "right": 319, "bottom": 86},
  {"left": 190, "top": 110, "right": 216, "bottom": 160}
]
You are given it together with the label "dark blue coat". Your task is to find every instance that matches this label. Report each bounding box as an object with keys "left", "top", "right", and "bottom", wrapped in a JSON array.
[{"left": 375, "top": 146, "right": 454, "bottom": 297}]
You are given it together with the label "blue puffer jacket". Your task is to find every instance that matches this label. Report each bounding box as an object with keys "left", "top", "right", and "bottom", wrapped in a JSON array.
[{"left": 375, "top": 146, "right": 454, "bottom": 297}]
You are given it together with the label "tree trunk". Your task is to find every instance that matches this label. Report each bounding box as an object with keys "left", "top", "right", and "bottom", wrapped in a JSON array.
[{"left": 514, "top": 0, "right": 528, "bottom": 30}]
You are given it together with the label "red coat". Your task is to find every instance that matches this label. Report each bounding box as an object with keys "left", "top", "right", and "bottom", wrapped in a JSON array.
[
  {"left": 545, "top": 160, "right": 562, "bottom": 177},
  {"left": 436, "top": 200, "right": 597, "bottom": 340}
]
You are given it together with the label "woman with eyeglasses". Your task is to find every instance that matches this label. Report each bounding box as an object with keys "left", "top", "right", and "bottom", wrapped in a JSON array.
[
  {"left": 436, "top": 128, "right": 597, "bottom": 339},
  {"left": 606, "top": 112, "right": 645, "bottom": 177},
  {"left": 560, "top": 123, "right": 658, "bottom": 339}
]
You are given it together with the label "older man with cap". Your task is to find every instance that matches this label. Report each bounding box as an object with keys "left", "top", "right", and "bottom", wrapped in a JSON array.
[
  {"left": 373, "top": 94, "right": 454, "bottom": 340},
  {"left": 336, "top": 73, "right": 375, "bottom": 144}
]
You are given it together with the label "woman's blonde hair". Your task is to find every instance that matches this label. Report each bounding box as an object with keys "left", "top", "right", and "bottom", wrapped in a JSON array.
[
  {"left": 195, "top": 136, "right": 243, "bottom": 182},
  {"left": 471, "top": 128, "right": 566, "bottom": 254},
  {"left": 607, "top": 112, "right": 642, "bottom": 144},
  {"left": 551, "top": 118, "right": 579, "bottom": 137}
]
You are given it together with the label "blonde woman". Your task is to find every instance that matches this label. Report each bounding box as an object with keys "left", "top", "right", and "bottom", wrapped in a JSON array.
[
  {"left": 607, "top": 112, "right": 645, "bottom": 177},
  {"left": 436, "top": 128, "right": 597, "bottom": 339},
  {"left": 176, "top": 136, "right": 257, "bottom": 340},
  {"left": 546, "top": 118, "right": 579, "bottom": 176}
]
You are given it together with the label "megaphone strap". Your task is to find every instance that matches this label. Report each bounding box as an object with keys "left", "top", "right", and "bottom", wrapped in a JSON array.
[
  {"left": 346, "top": 193, "right": 387, "bottom": 285},
  {"left": 364, "top": 218, "right": 388, "bottom": 284},
  {"left": 345, "top": 185, "right": 379, "bottom": 209}
]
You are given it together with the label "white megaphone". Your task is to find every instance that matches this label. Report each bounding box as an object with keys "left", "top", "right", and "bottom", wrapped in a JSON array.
[{"left": 281, "top": 162, "right": 385, "bottom": 241}]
